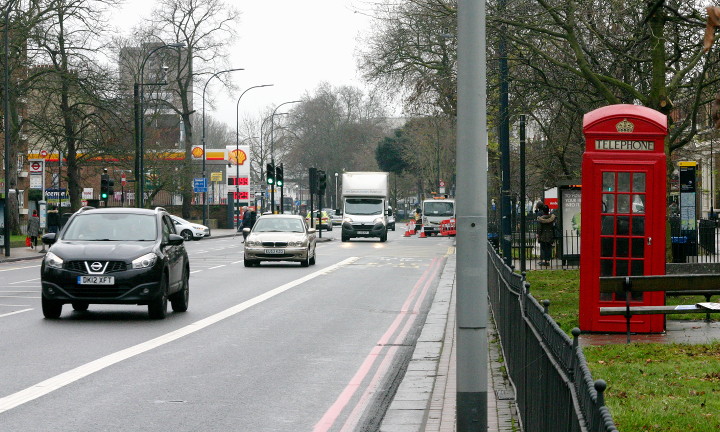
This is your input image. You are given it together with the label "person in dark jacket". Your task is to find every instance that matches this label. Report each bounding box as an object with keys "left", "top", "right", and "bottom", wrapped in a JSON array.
[
  {"left": 241, "top": 209, "right": 257, "bottom": 241},
  {"left": 47, "top": 206, "right": 61, "bottom": 233},
  {"left": 536, "top": 204, "right": 556, "bottom": 266}
]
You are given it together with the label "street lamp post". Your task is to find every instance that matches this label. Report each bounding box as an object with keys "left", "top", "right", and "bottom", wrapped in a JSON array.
[
  {"left": 269, "top": 100, "right": 301, "bottom": 213},
  {"left": 201, "top": 68, "right": 243, "bottom": 226},
  {"left": 235, "top": 84, "right": 272, "bottom": 226},
  {"left": 334, "top": 172, "right": 339, "bottom": 210},
  {"left": 3, "top": 0, "right": 17, "bottom": 257},
  {"left": 134, "top": 42, "right": 185, "bottom": 208}
]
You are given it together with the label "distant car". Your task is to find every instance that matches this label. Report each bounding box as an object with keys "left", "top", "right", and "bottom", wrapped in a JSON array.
[
  {"left": 170, "top": 215, "right": 210, "bottom": 241},
  {"left": 305, "top": 210, "right": 332, "bottom": 231},
  {"left": 243, "top": 214, "right": 317, "bottom": 267},
  {"left": 40, "top": 206, "right": 190, "bottom": 319},
  {"left": 326, "top": 208, "right": 343, "bottom": 226}
]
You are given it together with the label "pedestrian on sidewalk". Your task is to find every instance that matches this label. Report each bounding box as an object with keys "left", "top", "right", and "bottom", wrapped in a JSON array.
[
  {"left": 241, "top": 208, "right": 257, "bottom": 242},
  {"left": 27, "top": 210, "right": 40, "bottom": 249},
  {"left": 47, "top": 205, "right": 61, "bottom": 233},
  {"left": 536, "top": 204, "right": 556, "bottom": 266}
]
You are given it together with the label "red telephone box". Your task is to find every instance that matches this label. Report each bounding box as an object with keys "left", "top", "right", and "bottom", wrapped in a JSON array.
[{"left": 579, "top": 105, "right": 667, "bottom": 333}]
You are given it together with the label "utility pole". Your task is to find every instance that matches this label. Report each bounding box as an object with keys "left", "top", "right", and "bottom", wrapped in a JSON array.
[
  {"left": 499, "top": 0, "right": 512, "bottom": 266},
  {"left": 456, "top": 0, "right": 488, "bottom": 430}
]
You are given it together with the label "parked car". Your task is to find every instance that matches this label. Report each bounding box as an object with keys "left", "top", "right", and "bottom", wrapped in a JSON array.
[
  {"left": 305, "top": 210, "right": 332, "bottom": 231},
  {"left": 170, "top": 215, "right": 210, "bottom": 241},
  {"left": 243, "top": 214, "right": 317, "bottom": 267},
  {"left": 40, "top": 206, "right": 190, "bottom": 319}
]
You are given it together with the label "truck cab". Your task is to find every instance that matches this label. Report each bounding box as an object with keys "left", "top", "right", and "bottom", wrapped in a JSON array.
[
  {"left": 421, "top": 198, "right": 455, "bottom": 236},
  {"left": 340, "top": 172, "right": 390, "bottom": 242}
]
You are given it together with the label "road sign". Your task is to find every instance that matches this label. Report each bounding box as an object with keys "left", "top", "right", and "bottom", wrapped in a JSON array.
[
  {"left": 193, "top": 177, "right": 208, "bottom": 193},
  {"left": 29, "top": 161, "right": 43, "bottom": 173},
  {"left": 210, "top": 172, "right": 223, "bottom": 182},
  {"left": 40, "top": 150, "right": 48, "bottom": 158},
  {"left": 121, "top": 173, "right": 127, "bottom": 186}
]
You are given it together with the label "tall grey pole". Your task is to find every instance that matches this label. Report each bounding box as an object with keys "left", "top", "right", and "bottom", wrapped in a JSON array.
[
  {"left": 456, "top": 0, "right": 488, "bottom": 430},
  {"left": 269, "top": 100, "right": 300, "bottom": 213}
]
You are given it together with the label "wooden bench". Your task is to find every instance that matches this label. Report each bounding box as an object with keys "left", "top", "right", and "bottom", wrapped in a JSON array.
[{"left": 599, "top": 275, "right": 720, "bottom": 342}]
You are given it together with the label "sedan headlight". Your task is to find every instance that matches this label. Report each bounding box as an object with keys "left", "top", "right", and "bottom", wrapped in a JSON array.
[
  {"left": 288, "top": 239, "right": 308, "bottom": 247},
  {"left": 44, "top": 252, "right": 64, "bottom": 269},
  {"left": 191, "top": 225, "right": 205, "bottom": 231},
  {"left": 132, "top": 252, "right": 158, "bottom": 269},
  {"left": 246, "top": 239, "right": 262, "bottom": 247}
]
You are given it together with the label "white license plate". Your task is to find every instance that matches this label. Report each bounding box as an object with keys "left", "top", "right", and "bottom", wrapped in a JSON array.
[
  {"left": 77, "top": 275, "right": 114, "bottom": 285},
  {"left": 264, "top": 249, "right": 284, "bottom": 254},
  {"left": 357, "top": 231, "right": 370, "bottom": 235}
]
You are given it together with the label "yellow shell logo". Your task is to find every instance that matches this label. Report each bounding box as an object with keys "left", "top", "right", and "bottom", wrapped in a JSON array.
[
  {"left": 230, "top": 150, "right": 247, "bottom": 165},
  {"left": 191, "top": 146, "right": 204, "bottom": 158}
]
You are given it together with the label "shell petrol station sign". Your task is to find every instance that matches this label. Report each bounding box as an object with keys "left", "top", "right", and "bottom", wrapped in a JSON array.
[{"left": 580, "top": 104, "right": 668, "bottom": 333}]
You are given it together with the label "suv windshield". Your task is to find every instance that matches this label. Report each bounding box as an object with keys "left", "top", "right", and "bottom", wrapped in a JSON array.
[
  {"left": 63, "top": 213, "right": 157, "bottom": 241},
  {"left": 345, "top": 198, "right": 383, "bottom": 215}
]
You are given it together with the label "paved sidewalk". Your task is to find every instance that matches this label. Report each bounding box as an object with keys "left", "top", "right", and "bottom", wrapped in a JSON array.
[{"left": 381, "top": 253, "right": 520, "bottom": 432}]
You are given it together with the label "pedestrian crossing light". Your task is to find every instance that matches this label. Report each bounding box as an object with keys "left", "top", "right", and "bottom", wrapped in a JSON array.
[
  {"left": 318, "top": 170, "right": 327, "bottom": 194},
  {"left": 276, "top": 164, "right": 284, "bottom": 187},
  {"left": 266, "top": 163, "right": 275, "bottom": 185}
]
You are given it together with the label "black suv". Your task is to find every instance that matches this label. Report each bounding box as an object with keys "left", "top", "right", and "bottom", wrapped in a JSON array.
[{"left": 40, "top": 207, "right": 190, "bottom": 319}]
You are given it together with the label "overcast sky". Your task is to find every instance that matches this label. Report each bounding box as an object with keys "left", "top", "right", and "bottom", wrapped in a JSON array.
[{"left": 115, "top": 0, "right": 376, "bottom": 131}]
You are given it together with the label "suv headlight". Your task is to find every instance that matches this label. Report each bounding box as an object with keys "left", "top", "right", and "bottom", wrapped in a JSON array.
[
  {"left": 132, "top": 252, "right": 158, "bottom": 269},
  {"left": 44, "top": 252, "right": 64, "bottom": 269}
]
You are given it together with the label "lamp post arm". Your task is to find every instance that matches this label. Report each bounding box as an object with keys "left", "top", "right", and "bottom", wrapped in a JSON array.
[{"left": 236, "top": 84, "right": 273, "bottom": 148}]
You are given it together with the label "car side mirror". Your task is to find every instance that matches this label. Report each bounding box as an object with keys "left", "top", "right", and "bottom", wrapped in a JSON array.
[
  {"left": 42, "top": 232, "right": 57, "bottom": 245},
  {"left": 307, "top": 227, "right": 316, "bottom": 234},
  {"left": 242, "top": 228, "right": 251, "bottom": 233},
  {"left": 387, "top": 209, "right": 393, "bottom": 216},
  {"left": 167, "top": 233, "right": 184, "bottom": 245}
]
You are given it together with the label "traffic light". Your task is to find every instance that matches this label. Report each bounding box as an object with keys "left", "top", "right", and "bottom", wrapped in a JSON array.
[
  {"left": 100, "top": 173, "right": 109, "bottom": 200},
  {"left": 266, "top": 162, "right": 275, "bottom": 185},
  {"left": 276, "top": 164, "right": 284, "bottom": 187},
  {"left": 318, "top": 170, "right": 327, "bottom": 194},
  {"left": 309, "top": 167, "right": 318, "bottom": 194},
  {"left": 108, "top": 178, "right": 115, "bottom": 196}
]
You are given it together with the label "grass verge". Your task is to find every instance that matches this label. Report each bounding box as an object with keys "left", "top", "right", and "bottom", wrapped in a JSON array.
[{"left": 523, "top": 269, "right": 720, "bottom": 431}]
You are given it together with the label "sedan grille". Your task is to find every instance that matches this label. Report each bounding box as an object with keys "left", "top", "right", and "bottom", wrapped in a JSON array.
[
  {"left": 261, "top": 242, "right": 289, "bottom": 247},
  {"left": 65, "top": 261, "right": 127, "bottom": 274}
]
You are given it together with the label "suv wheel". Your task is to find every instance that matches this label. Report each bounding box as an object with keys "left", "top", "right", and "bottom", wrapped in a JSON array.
[
  {"left": 170, "top": 267, "right": 190, "bottom": 312},
  {"left": 42, "top": 295, "right": 63, "bottom": 319},
  {"left": 148, "top": 275, "right": 168, "bottom": 319}
]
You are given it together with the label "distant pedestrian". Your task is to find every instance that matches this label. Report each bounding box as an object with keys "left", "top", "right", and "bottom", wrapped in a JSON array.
[
  {"left": 536, "top": 204, "right": 556, "bottom": 266},
  {"left": 241, "top": 209, "right": 257, "bottom": 242},
  {"left": 47, "top": 205, "right": 61, "bottom": 234},
  {"left": 27, "top": 210, "right": 40, "bottom": 249}
]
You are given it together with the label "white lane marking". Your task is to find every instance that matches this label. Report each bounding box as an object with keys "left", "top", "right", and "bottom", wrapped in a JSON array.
[
  {"left": 0, "top": 257, "right": 359, "bottom": 414},
  {"left": 0, "top": 309, "right": 33, "bottom": 318},
  {"left": 0, "top": 265, "right": 41, "bottom": 272},
  {"left": 0, "top": 295, "right": 38, "bottom": 299},
  {"left": 189, "top": 270, "right": 203, "bottom": 274},
  {"left": 9, "top": 278, "right": 40, "bottom": 285},
  {"left": 208, "top": 265, "right": 225, "bottom": 270},
  {"left": 231, "top": 261, "right": 243, "bottom": 264}
]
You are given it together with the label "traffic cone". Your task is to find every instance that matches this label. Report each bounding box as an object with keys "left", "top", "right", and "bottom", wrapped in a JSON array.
[{"left": 419, "top": 229, "right": 427, "bottom": 238}]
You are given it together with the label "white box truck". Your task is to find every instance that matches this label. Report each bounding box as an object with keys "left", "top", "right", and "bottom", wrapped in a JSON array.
[
  {"left": 421, "top": 198, "right": 455, "bottom": 236},
  {"left": 340, "top": 172, "right": 391, "bottom": 242}
]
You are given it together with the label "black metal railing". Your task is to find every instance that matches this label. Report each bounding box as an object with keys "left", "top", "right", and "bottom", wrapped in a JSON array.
[
  {"left": 490, "top": 213, "right": 720, "bottom": 268},
  {"left": 488, "top": 244, "right": 618, "bottom": 432}
]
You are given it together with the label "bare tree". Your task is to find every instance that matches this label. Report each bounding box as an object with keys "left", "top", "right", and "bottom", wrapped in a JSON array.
[{"left": 145, "top": 0, "right": 239, "bottom": 218}]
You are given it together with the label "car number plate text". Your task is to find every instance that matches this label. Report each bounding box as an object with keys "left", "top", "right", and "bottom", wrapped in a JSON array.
[
  {"left": 264, "top": 249, "right": 284, "bottom": 254},
  {"left": 77, "top": 275, "right": 114, "bottom": 285},
  {"left": 357, "top": 231, "right": 370, "bottom": 235}
]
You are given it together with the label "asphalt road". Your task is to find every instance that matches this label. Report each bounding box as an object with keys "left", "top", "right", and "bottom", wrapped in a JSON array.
[{"left": 0, "top": 228, "right": 453, "bottom": 432}]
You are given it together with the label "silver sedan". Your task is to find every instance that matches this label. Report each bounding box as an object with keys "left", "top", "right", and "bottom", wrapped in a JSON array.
[{"left": 243, "top": 214, "right": 317, "bottom": 267}]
